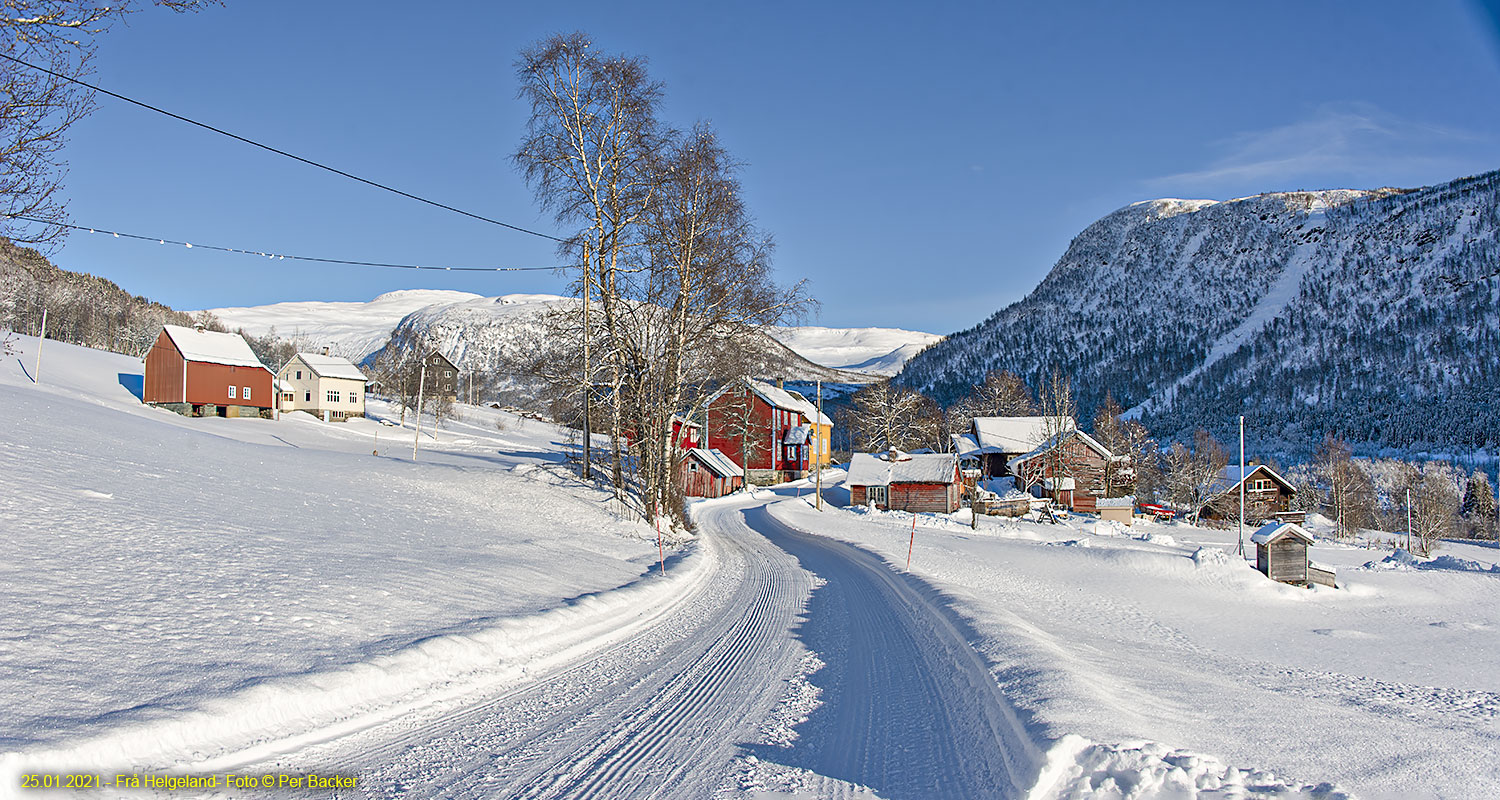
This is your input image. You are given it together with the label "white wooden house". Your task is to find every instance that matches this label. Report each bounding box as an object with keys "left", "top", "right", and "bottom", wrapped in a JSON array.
[{"left": 278, "top": 350, "right": 369, "bottom": 422}]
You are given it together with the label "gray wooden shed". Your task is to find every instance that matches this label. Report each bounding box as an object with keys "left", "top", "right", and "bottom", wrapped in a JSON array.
[{"left": 1250, "top": 521, "right": 1334, "bottom": 587}]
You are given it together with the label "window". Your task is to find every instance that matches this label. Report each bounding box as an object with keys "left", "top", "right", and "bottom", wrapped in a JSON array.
[
  {"left": 349, "top": 392, "right": 359, "bottom": 404},
  {"left": 327, "top": 389, "right": 341, "bottom": 404},
  {"left": 305, "top": 391, "right": 312, "bottom": 402},
  {"left": 228, "top": 385, "right": 237, "bottom": 399},
  {"left": 868, "top": 485, "right": 888, "bottom": 507},
  {"left": 295, "top": 370, "right": 302, "bottom": 379},
  {"left": 689, "top": 461, "right": 698, "bottom": 472},
  {"left": 242, "top": 386, "right": 251, "bottom": 401},
  {"left": 282, "top": 392, "right": 293, "bottom": 402},
  {"left": 445, "top": 370, "right": 453, "bottom": 378}
]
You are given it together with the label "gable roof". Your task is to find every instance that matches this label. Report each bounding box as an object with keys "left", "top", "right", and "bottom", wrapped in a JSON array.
[
  {"left": 1007, "top": 428, "right": 1115, "bottom": 472},
  {"left": 709, "top": 378, "right": 834, "bottom": 426},
  {"left": 1250, "top": 521, "right": 1313, "bottom": 546},
  {"left": 1203, "top": 463, "right": 1294, "bottom": 500},
  {"left": 290, "top": 352, "right": 367, "bottom": 382},
  {"left": 687, "top": 448, "right": 743, "bottom": 479},
  {"left": 846, "top": 451, "right": 959, "bottom": 486},
  {"left": 425, "top": 350, "right": 459, "bottom": 370},
  {"left": 161, "top": 325, "right": 267, "bottom": 369},
  {"left": 970, "top": 416, "right": 1073, "bottom": 455}
]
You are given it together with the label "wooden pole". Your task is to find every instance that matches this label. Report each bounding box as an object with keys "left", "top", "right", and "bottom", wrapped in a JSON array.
[
  {"left": 1406, "top": 488, "right": 1413, "bottom": 553},
  {"left": 581, "top": 240, "right": 592, "bottom": 480},
  {"left": 33, "top": 308, "right": 46, "bottom": 384},
  {"left": 412, "top": 362, "right": 427, "bottom": 460},
  {"left": 656, "top": 503, "right": 665, "bottom": 576},
  {"left": 1238, "top": 415, "right": 1245, "bottom": 557},
  {"left": 815, "top": 380, "right": 823, "bottom": 510},
  {"left": 906, "top": 513, "right": 917, "bottom": 571}
]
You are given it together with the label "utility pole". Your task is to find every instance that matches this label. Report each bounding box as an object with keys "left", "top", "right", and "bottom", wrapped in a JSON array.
[
  {"left": 412, "top": 362, "right": 427, "bottom": 460},
  {"left": 581, "top": 240, "right": 593, "bottom": 480},
  {"left": 1406, "top": 487, "right": 1413, "bottom": 553},
  {"left": 33, "top": 308, "right": 47, "bottom": 384},
  {"left": 1237, "top": 415, "right": 1245, "bottom": 557},
  {"left": 815, "top": 380, "right": 823, "bottom": 510}
]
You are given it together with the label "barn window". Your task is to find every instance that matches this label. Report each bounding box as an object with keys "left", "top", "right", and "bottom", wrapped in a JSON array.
[
  {"left": 228, "top": 385, "right": 237, "bottom": 399},
  {"left": 689, "top": 461, "right": 698, "bottom": 472},
  {"left": 242, "top": 386, "right": 251, "bottom": 401}
]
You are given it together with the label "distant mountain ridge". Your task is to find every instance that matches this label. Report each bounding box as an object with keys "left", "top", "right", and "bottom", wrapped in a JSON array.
[
  {"left": 897, "top": 169, "right": 1500, "bottom": 460},
  {"left": 208, "top": 292, "right": 939, "bottom": 381}
]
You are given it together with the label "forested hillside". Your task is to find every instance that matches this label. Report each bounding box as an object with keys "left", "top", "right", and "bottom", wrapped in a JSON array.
[{"left": 898, "top": 170, "right": 1500, "bottom": 460}]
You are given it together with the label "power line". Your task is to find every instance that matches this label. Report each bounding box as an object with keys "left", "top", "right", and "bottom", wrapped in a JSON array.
[
  {"left": 0, "top": 51, "right": 567, "bottom": 244},
  {"left": 7, "top": 214, "right": 568, "bottom": 272}
]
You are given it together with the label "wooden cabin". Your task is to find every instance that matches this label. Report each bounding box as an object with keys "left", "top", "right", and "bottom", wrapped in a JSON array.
[
  {"left": 1007, "top": 429, "right": 1115, "bottom": 513},
  {"left": 424, "top": 351, "right": 461, "bottom": 401},
  {"left": 679, "top": 448, "right": 744, "bottom": 498},
  {"left": 847, "top": 451, "right": 962, "bottom": 513},
  {"left": 1251, "top": 521, "right": 1335, "bottom": 588},
  {"left": 1200, "top": 464, "right": 1297, "bottom": 524},
  {"left": 143, "top": 325, "right": 273, "bottom": 418}
]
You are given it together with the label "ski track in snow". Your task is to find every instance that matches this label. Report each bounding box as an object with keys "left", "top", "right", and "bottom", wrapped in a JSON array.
[{"left": 210, "top": 493, "right": 1039, "bottom": 800}]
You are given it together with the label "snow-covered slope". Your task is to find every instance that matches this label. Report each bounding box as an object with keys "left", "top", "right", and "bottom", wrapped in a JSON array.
[
  {"left": 770, "top": 325, "right": 942, "bottom": 376},
  {"left": 898, "top": 169, "right": 1500, "bottom": 458},
  {"left": 204, "top": 289, "right": 488, "bottom": 361},
  {"left": 0, "top": 334, "right": 707, "bottom": 776}
]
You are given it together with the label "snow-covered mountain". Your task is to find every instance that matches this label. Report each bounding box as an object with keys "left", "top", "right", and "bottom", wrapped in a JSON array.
[
  {"left": 897, "top": 169, "right": 1500, "bottom": 459},
  {"left": 770, "top": 326, "right": 943, "bottom": 377},
  {"left": 208, "top": 292, "right": 939, "bottom": 380}
]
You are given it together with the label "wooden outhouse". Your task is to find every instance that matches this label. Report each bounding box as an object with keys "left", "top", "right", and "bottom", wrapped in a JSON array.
[
  {"left": 143, "top": 325, "right": 273, "bottom": 418},
  {"left": 1096, "top": 495, "right": 1134, "bottom": 526},
  {"left": 1250, "top": 521, "right": 1334, "bottom": 587}
]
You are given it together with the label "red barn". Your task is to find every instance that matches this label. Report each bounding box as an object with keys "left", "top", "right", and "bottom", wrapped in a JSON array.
[
  {"left": 704, "top": 378, "right": 832, "bottom": 485},
  {"left": 143, "top": 325, "right": 273, "bottom": 418},
  {"left": 679, "top": 448, "right": 744, "bottom": 498}
]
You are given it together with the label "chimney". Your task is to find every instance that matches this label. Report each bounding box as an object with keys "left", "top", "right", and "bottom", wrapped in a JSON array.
[{"left": 776, "top": 377, "right": 784, "bottom": 389}]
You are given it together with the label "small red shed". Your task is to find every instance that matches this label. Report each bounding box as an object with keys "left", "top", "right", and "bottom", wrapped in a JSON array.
[
  {"left": 679, "top": 448, "right": 744, "bottom": 498},
  {"left": 143, "top": 325, "right": 273, "bottom": 418},
  {"left": 846, "top": 450, "right": 962, "bottom": 513}
]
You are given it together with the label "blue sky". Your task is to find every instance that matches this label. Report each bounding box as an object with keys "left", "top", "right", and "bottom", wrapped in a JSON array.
[{"left": 38, "top": 0, "right": 1500, "bottom": 333}]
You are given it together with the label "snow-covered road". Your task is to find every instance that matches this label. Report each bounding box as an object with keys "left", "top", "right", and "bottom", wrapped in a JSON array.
[{"left": 228, "top": 492, "right": 1035, "bottom": 799}]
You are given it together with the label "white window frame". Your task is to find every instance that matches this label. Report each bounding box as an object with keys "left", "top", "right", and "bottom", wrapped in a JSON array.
[
  {"left": 868, "top": 485, "right": 888, "bottom": 507},
  {"left": 242, "top": 386, "right": 251, "bottom": 401},
  {"left": 228, "top": 385, "right": 237, "bottom": 399}
]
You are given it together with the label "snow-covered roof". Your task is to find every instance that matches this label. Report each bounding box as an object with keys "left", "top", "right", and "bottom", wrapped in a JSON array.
[
  {"left": 952, "top": 433, "right": 981, "bottom": 458},
  {"left": 784, "top": 425, "right": 811, "bottom": 445},
  {"left": 1203, "top": 463, "right": 1293, "bottom": 500},
  {"left": 276, "top": 379, "right": 295, "bottom": 392},
  {"left": 1250, "top": 521, "right": 1313, "bottom": 546},
  {"left": 1096, "top": 495, "right": 1136, "bottom": 509},
  {"left": 845, "top": 451, "right": 958, "bottom": 486},
  {"left": 687, "top": 448, "right": 742, "bottom": 479},
  {"left": 161, "top": 325, "right": 267, "bottom": 369},
  {"left": 1006, "top": 428, "right": 1115, "bottom": 471},
  {"left": 741, "top": 379, "right": 834, "bottom": 426},
  {"left": 291, "top": 352, "right": 367, "bottom": 382},
  {"left": 971, "top": 416, "right": 1073, "bottom": 455}
]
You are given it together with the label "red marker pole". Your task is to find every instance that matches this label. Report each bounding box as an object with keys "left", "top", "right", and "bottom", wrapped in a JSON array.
[{"left": 907, "top": 514, "right": 917, "bottom": 571}]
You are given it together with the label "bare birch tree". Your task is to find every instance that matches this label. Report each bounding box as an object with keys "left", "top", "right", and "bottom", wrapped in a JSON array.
[{"left": 2, "top": 2, "right": 220, "bottom": 249}]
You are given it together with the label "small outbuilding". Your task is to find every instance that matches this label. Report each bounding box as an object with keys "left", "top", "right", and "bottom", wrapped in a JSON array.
[
  {"left": 1097, "top": 495, "right": 1135, "bottom": 526},
  {"left": 679, "top": 448, "right": 744, "bottom": 498},
  {"left": 847, "top": 450, "right": 961, "bottom": 513},
  {"left": 1251, "top": 521, "right": 1335, "bottom": 588},
  {"left": 143, "top": 324, "right": 273, "bottom": 418}
]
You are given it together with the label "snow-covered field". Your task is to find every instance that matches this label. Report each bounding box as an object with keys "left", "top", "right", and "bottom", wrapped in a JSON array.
[
  {"left": 0, "top": 335, "right": 697, "bottom": 787},
  {"left": 771, "top": 473, "right": 1500, "bottom": 800}
]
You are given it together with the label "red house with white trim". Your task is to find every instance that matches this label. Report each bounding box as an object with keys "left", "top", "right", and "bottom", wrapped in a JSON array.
[
  {"left": 703, "top": 378, "right": 833, "bottom": 485},
  {"left": 143, "top": 325, "right": 273, "bottom": 418}
]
